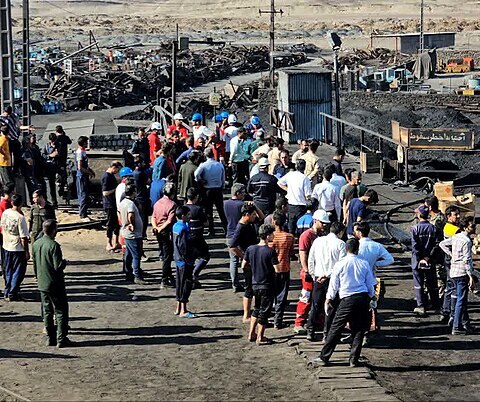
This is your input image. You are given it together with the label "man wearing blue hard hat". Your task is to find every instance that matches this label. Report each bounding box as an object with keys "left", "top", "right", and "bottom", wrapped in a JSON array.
[{"left": 245, "top": 114, "right": 263, "bottom": 139}]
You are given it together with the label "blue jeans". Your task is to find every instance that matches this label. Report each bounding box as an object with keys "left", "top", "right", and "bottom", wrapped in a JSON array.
[
  {"left": 3, "top": 250, "right": 27, "bottom": 298},
  {"left": 124, "top": 238, "right": 142, "bottom": 279},
  {"left": 227, "top": 238, "right": 240, "bottom": 288},
  {"left": 76, "top": 175, "right": 89, "bottom": 218},
  {"left": 452, "top": 275, "right": 470, "bottom": 329},
  {"left": 441, "top": 267, "right": 456, "bottom": 317}
]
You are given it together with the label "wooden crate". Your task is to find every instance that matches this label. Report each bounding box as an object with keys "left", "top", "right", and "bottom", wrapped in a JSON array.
[{"left": 360, "top": 151, "right": 381, "bottom": 174}]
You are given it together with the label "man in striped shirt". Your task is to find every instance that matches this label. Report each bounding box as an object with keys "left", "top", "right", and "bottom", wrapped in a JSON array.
[{"left": 271, "top": 211, "right": 295, "bottom": 329}]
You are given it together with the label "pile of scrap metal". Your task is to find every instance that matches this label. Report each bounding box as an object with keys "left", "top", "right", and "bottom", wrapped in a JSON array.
[
  {"left": 337, "top": 47, "right": 412, "bottom": 69},
  {"left": 32, "top": 45, "right": 307, "bottom": 112}
]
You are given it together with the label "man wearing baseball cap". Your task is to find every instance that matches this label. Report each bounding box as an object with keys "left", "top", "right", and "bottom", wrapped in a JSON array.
[
  {"left": 246, "top": 157, "right": 278, "bottom": 216},
  {"left": 306, "top": 213, "right": 347, "bottom": 342}
]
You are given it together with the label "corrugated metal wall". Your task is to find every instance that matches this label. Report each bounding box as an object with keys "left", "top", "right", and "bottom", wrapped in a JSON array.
[{"left": 277, "top": 68, "right": 333, "bottom": 143}]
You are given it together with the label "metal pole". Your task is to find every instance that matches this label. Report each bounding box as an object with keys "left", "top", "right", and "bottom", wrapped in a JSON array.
[
  {"left": 171, "top": 40, "right": 176, "bottom": 113},
  {"left": 333, "top": 51, "right": 342, "bottom": 147},
  {"left": 269, "top": 0, "right": 275, "bottom": 87},
  {"left": 419, "top": 0, "right": 424, "bottom": 53},
  {"left": 22, "top": 0, "right": 30, "bottom": 128}
]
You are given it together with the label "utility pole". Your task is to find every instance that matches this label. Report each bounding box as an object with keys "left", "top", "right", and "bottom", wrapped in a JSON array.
[
  {"left": 419, "top": 0, "right": 424, "bottom": 53},
  {"left": 171, "top": 40, "right": 177, "bottom": 114},
  {"left": 22, "top": 0, "right": 30, "bottom": 128},
  {"left": 259, "top": 0, "right": 283, "bottom": 87}
]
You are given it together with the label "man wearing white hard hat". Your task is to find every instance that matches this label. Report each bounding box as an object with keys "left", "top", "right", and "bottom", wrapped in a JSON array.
[
  {"left": 223, "top": 114, "right": 239, "bottom": 158},
  {"left": 167, "top": 113, "right": 188, "bottom": 139},
  {"left": 148, "top": 122, "right": 163, "bottom": 166},
  {"left": 306, "top": 218, "right": 346, "bottom": 342}
]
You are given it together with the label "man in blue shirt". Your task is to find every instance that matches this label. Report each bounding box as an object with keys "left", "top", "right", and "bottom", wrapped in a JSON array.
[
  {"left": 194, "top": 147, "right": 227, "bottom": 235},
  {"left": 296, "top": 200, "right": 314, "bottom": 236},
  {"left": 346, "top": 189, "right": 378, "bottom": 238},
  {"left": 315, "top": 238, "right": 376, "bottom": 367},
  {"left": 173, "top": 205, "right": 195, "bottom": 318}
]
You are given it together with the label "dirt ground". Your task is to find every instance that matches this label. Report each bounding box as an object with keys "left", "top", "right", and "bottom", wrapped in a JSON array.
[{"left": 0, "top": 226, "right": 332, "bottom": 401}]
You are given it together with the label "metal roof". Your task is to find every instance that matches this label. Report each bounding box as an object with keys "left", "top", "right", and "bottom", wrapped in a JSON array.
[{"left": 372, "top": 32, "right": 456, "bottom": 38}]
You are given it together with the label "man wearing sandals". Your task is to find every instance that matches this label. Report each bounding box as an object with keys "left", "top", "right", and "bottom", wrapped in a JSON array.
[{"left": 243, "top": 224, "right": 279, "bottom": 345}]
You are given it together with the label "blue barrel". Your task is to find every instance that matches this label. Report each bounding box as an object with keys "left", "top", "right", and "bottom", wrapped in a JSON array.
[
  {"left": 47, "top": 101, "right": 56, "bottom": 113},
  {"left": 54, "top": 101, "right": 63, "bottom": 113}
]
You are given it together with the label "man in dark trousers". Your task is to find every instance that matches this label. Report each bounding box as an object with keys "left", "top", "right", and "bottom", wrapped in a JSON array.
[
  {"left": 247, "top": 157, "right": 278, "bottom": 216},
  {"left": 33, "top": 219, "right": 73, "bottom": 348},
  {"left": 315, "top": 238, "right": 376, "bottom": 367},
  {"left": 185, "top": 187, "right": 210, "bottom": 289},
  {"left": 194, "top": 147, "right": 227, "bottom": 235},
  {"left": 411, "top": 205, "right": 439, "bottom": 316},
  {"left": 54, "top": 125, "right": 72, "bottom": 197}
]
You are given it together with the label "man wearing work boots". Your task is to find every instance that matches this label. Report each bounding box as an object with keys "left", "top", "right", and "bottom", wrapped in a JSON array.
[{"left": 33, "top": 219, "right": 73, "bottom": 348}]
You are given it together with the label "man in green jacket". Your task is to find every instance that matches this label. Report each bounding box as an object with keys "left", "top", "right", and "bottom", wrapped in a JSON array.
[{"left": 33, "top": 219, "right": 73, "bottom": 348}]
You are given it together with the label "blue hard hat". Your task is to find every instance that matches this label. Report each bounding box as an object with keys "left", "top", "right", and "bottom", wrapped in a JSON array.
[
  {"left": 212, "top": 114, "right": 223, "bottom": 123},
  {"left": 220, "top": 111, "right": 229, "bottom": 119},
  {"left": 192, "top": 112, "right": 202, "bottom": 121},
  {"left": 119, "top": 167, "right": 133, "bottom": 178},
  {"left": 251, "top": 116, "right": 261, "bottom": 125}
]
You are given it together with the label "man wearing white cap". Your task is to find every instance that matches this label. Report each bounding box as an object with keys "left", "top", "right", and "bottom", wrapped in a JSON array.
[
  {"left": 247, "top": 157, "right": 278, "bottom": 215},
  {"left": 306, "top": 219, "right": 347, "bottom": 341}
]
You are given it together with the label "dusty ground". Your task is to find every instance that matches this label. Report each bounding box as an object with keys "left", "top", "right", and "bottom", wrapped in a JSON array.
[
  {"left": 9, "top": 0, "right": 480, "bottom": 50},
  {"left": 0, "top": 225, "right": 332, "bottom": 401}
]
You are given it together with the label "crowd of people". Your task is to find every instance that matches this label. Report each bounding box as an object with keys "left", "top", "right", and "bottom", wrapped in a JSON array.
[{"left": 0, "top": 110, "right": 477, "bottom": 365}]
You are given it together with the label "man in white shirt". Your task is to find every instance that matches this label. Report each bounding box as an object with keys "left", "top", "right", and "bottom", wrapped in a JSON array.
[
  {"left": 354, "top": 221, "right": 394, "bottom": 338},
  {"left": 311, "top": 166, "right": 341, "bottom": 222},
  {"left": 306, "top": 220, "right": 346, "bottom": 341},
  {"left": 223, "top": 114, "right": 240, "bottom": 156},
  {"left": 1, "top": 194, "right": 30, "bottom": 301},
  {"left": 117, "top": 184, "right": 146, "bottom": 285},
  {"left": 315, "top": 239, "right": 377, "bottom": 367},
  {"left": 354, "top": 221, "right": 394, "bottom": 275},
  {"left": 277, "top": 159, "right": 312, "bottom": 235}
]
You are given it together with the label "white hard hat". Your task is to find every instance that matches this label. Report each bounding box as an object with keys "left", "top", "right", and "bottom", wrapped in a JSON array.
[
  {"left": 151, "top": 122, "right": 162, "bottom": 131},
  {"left": 312, "top": 209, "right": 330, "bottom": 223},
  {"left": 173, "top": 113, "right": 184, "bottom": 120},
  {"left": 228, "top": 114, "right": 237, "bottom": 124},
  {"left": 258, "top": 157, "right": 269, "bottom": 167}
]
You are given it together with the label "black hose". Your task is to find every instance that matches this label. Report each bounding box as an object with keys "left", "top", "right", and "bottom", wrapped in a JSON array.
[{"left": 383, "top": 198, "right": 425, "bottom": 252}]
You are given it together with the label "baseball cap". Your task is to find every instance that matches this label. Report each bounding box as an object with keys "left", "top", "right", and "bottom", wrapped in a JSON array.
[
  {"left": 258, "top": 157, "right": 269, "bottom": 167},
  {"left": 313, "top": 209, "right": 330, "bottom": 223},
  {"left": 417, "top": 205, "right": 430, "bottom": 219}
]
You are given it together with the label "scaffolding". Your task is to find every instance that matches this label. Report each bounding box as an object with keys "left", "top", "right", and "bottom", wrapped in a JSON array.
[{"left": 0, "top": 0, "right": 14, "bottom": 111}]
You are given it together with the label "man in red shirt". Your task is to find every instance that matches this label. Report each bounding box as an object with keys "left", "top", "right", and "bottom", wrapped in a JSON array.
[
  {"left": 148, "top": 123, "right": 163, "bottom": 166},
  {"left": 167, "top": 113, "right": 189, "bottom": 139},
  {"left": 293, "top": 209, "right": 330, "bottom": 334},
  {"left": 152, "top": 182, "right": 177, "bottom": 289}
]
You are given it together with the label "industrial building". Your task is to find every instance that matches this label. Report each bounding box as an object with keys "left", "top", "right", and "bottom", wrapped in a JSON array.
[{"left": 370, "top": 32, "right": 456, "bottom": 54}]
